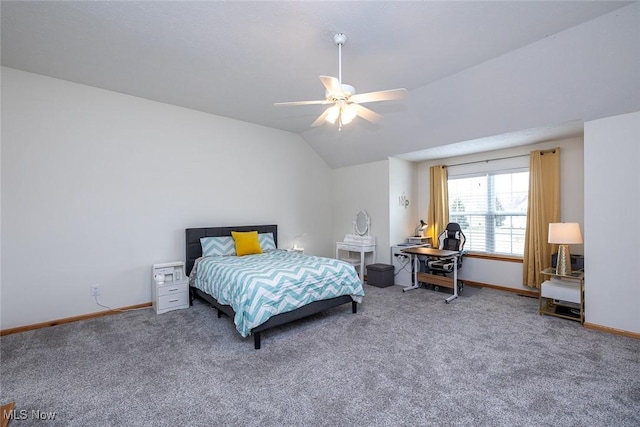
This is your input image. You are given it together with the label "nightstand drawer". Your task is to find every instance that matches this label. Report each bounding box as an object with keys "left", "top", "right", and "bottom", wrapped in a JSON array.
[
  {"left": 157, "top": 291, "right": 189, "bottom": 311},
  {"left": 157, "top": 281, "right": 188, "bottom": 297}
]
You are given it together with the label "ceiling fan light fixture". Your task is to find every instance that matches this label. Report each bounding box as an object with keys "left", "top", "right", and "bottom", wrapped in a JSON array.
[
  {"left": 340, "top": 104, "right": 357, "bottom": 125},
  {"left": 325, "top": 105, "right": 340, "bottom": 124},
  {"left": 325, "top": 83, "right": 355, "bottom": 101},
  {"left": 275, "top": 33, "right": 408, "bottom": 128}
]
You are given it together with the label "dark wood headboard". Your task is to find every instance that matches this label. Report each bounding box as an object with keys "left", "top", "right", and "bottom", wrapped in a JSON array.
[{"left": 185, "top": 225, "right": 278, "bottom": 275}]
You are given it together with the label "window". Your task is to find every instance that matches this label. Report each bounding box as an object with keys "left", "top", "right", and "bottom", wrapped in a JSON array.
[{"left": 448, "top": 170, "right": 529, "bottom": 256}]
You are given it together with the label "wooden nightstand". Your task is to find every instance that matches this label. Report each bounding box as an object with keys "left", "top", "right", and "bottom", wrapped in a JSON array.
[{"left": 152, "top": 262, "right": 189, "bottom": 314}]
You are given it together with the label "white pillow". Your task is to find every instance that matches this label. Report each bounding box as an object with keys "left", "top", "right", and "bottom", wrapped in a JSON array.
[
  {"left": 258, "top": 233, "right": 276, "bottom": 252},
  {"left": 200, "top": 236, "right": 236, "bottom": 257}
]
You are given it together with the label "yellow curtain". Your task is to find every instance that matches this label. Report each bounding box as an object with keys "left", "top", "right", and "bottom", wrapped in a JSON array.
[
  {"left": 523, "top": 148, "right": 560, "bottom": 288},
  {"left": 427, "top": 165, "right": 449, "bottom": 245}
]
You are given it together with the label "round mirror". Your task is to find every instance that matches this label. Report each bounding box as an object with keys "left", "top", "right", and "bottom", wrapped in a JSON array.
[{"left": 354, "top": 210, "right": 370, "bottom": 236}]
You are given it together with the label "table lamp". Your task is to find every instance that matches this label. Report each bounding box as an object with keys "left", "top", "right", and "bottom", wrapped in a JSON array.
[
  {"left": 292, "top": 233, "right": 307, "bottom": 250},
  {"left": 548, "top": 222, "right": 583, "bottom": 276}
]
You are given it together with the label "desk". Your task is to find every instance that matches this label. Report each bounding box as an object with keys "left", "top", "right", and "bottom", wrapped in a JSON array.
[
  {"left": 336, "top": 241, "right": 376, "bottom": 282},
  {"left": 401, "top": 247, "right": 460, "bottom": 303}
]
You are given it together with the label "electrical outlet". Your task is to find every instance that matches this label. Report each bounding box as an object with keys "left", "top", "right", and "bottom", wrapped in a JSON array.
[{"left": 91, "top": 284, "right": 100, "bottom": 297}]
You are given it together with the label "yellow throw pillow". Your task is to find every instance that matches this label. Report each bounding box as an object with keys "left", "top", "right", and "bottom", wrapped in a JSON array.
[{"left": 231, "top": 231, "right": 263, "bottom": 256}]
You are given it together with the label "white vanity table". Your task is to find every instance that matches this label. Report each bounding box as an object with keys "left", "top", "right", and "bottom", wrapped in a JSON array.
[{"left": 336, "top": 210, "right": 376, "bottom": 281}]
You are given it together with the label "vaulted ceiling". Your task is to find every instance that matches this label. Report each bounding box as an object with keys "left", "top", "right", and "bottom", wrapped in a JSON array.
[{"left": 1, "top": 1, "right": 635, "bottom": 168}]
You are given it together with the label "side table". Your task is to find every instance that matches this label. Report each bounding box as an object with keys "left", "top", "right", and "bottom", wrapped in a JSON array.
[{"left": 539, "top": 268, "right": 584, "bottom": 324}]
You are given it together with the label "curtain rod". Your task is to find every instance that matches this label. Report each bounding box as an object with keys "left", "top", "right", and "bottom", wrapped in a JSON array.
[{"left": 442, "top": 148, "right": 556, "bottom": 168}]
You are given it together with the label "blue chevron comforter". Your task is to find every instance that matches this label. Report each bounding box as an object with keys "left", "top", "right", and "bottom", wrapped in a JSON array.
[{"left": 192, "top": 250, "right": 365, "bottom": 337}]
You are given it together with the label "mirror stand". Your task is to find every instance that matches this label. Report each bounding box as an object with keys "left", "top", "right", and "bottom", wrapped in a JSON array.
[{"left": 353, "top": 209, "right": 370, "bottom": 236}]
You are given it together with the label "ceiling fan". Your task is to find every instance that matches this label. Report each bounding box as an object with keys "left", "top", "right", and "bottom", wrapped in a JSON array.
[{"left": 274, "top": 33, "right": 408, "bottom": 129}]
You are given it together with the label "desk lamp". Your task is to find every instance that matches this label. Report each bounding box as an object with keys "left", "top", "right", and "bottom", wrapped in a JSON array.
[
  {"left": 548, "top": 223, "right": 583, "bottom": 276},
  {"left": 415, "top": 220, "right": 427, "bottom": 238}
]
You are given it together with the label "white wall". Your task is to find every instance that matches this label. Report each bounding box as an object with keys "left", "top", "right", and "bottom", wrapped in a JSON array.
[
  {"left": 331, "top": 160, "right": 390, "bottom": 265},
  {"left": 331, "top": 158, "right": 417, "bottom": 268},
  {"left": 416, "top": 137, "right": 584, "bottom": 292},
  {"left": 584, "top": 111, "right": 640, "bottom": 334},
  {"left": 0, "top": 67, "right": 333, "bottom": 329},
  {"left": 388, "top": 158, "right": 418, "bottom": 249}
]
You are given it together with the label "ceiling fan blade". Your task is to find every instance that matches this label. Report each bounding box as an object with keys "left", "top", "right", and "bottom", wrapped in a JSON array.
[
  {"left": 352, "top": 103, "right": 383, "bottom": 124},
  {"left": 276, "top": 34, "right": 409, "bottom": 128},
  {"left": 351, "top": 88, "right": 408, "bottom": 104},
  {"left": 319, "top": 76, "right": 344, "bottom": 98},
  {"left": 274, "top": 100, "right": 330, "bottom": 106},
  {"left": 311, "top": 108, "right": 332, "bottom": 127}
]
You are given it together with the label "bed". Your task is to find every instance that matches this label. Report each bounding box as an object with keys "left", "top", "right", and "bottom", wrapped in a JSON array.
[{"left": 186, "top": 225, "right": 364, "bottom": 349}]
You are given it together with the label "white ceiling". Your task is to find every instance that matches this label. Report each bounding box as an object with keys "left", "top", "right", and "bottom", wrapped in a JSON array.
[{"left": 1, "top": 1, "right": 632, "bottom": 168}]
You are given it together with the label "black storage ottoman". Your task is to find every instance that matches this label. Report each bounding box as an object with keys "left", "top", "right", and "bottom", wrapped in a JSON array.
[{"left": 366, "top": 263, "right": 394, "bottom": 287}]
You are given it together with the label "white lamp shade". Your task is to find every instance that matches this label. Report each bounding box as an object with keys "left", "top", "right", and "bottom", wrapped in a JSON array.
[
  {"left": 325, "top": 105, "right": 340, "bottom": 124},
  {"left": 340, "top": 104, "right": 357, "bottom": 124},
  {"left": 548, "top": 223, "right": 583, "bottom": 244}
]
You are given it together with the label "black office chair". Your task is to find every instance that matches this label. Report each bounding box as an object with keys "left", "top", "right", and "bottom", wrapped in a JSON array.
[{"left": 426, "top": 222, "right": 466, "bottom": 292}]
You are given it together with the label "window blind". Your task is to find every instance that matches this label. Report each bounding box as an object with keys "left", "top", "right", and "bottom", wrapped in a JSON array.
[{"left": 448, "top": 169, "right": 529, "bottom": 255}]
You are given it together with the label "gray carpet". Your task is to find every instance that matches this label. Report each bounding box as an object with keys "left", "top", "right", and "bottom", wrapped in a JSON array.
[{"left": 1, "top": 285, "right": 639, "bottom": 426}]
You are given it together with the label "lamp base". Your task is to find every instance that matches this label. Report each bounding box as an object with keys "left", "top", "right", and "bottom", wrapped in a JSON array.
[{"left": 556, "top": 244, "right": 572, "bottom": 276}]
